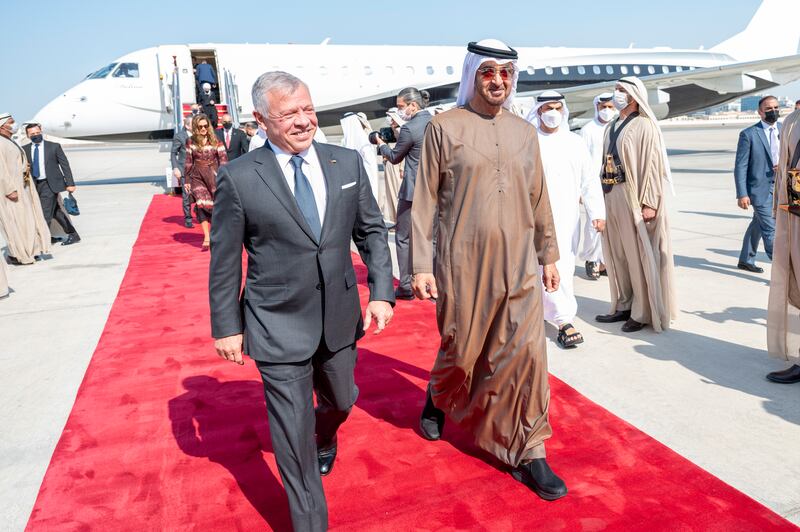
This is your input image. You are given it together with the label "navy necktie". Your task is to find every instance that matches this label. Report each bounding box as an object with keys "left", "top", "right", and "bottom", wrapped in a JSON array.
[
  {"left": 290, "top": 155, "right": 321, "bottom": 240},
  {"left": 32, "top": 143, "right": 40, "bottom": 179}
]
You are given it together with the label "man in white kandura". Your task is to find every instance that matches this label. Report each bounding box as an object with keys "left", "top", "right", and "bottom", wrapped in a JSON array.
[
  {"left": 579, "top": 92, "right": 616, "bottom": 279},
  {"left": 526, "top": 91, "right": 605, "bottom": 348}
]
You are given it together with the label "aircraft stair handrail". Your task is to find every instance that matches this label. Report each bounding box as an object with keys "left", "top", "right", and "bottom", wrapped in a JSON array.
[
  {"left": 171, "top": 56, "right": 182, "bottom": 134},
  {"left": 223, "top": 68, "right": 241, "bottom": 127}
]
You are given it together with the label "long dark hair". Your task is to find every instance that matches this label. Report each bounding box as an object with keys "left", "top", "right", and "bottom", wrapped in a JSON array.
[{"left": 398, "top": 87, "right": 430, "bottom": 109}]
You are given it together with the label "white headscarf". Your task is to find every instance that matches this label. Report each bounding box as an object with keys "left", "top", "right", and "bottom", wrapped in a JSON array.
[
  {"left": 0, "top": 113, "right": 11, "bottom": 128},
  {"left": 386, "top": 107, "right": 406, "bottom": 127},
  {"left": 456, "top": 38, "right": 519, "bottom": 111},
  {"left": 525, "top": 90, "right": 570, "bottom": 132},
  {"left": 340, "top": 113, "right": 370, "bottom": 151},
  {"left": 618, "top": 76, "right": 674, "bottom": 193},
  {"left": 593, "top": 92, "right": 614, "bottom": 120}
]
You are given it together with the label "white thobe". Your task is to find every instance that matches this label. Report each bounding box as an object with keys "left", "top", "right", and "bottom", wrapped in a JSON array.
[
  {"left": 538, "top": 129, "right": 606, "bottom": 326},
  {"left": 578, "top": 118, "right": 609, "bottom": 263}
]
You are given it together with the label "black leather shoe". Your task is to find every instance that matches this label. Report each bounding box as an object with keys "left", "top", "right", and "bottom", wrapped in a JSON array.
[
  {"left": 766, "top": 364, "right": 800, "bottom": 384},
  {"left": 420, "top": 387, "right": 445, "bottom": 441},
  {"left": 184, "top": 220, "right": 194, "bottom": 228},
  {"left": 737, "top": 262, "right": 764, "bottom": 274},
  {"left": 621, "top": 318, "right": 646, "bottom": 333},
  {"left": 6, "top": 255, "right": 21, "bottom": 265},
  {"left": 318, "top": 443, "right": 337, "bottom": 476},
  {"left": 62, "top": 233, "right": 81, "bottom": 246},
  {"left": 595, "top": 310, "right": 631, "bottom": 323},
  {"left": 511, "top": 458, "right": 568, "bottom": 501},
  {"left": 50, "top": 237, "right": 61, "bottom": 244},
  {"left": 395, "top": 288, "right": 415, "bottom": 301}
]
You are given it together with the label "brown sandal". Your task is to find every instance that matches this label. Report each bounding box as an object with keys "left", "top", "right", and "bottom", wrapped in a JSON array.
[{"left": 557, "top": 323, "right": 584, "bottom": 348}]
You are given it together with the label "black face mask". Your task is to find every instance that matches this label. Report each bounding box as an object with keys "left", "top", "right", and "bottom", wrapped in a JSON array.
[
  {"left": 223, "top": 122, "right": 233, "bottom": 130},
  {"left": 764, "top": 109, "right": 780, "bottom": 124},
  {"left": 30, "top": 134, "right": 43, "bottom": 143}
]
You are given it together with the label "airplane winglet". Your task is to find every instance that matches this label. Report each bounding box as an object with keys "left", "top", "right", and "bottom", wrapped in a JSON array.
[{"left": 711, "top": 0, "right": 800, "bottom": 61}]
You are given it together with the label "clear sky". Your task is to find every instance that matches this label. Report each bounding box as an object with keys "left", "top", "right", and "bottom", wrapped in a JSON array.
[{"left": 2, "top": 0, "right": 797, "bottom": 120}]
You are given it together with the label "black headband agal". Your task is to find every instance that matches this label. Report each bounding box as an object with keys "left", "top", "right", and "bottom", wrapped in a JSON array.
[
  {"left": 467, "top": 41, "right": 518, "bottom": 60},
  {"left": 618, "top": 79, "right": 637, "bottom": 87},
  {"left": 537, "top": 94, "right": 564, "bottom": 102},
  {"left": 598, "top": 96, "right": 613, "bottom": 102}
]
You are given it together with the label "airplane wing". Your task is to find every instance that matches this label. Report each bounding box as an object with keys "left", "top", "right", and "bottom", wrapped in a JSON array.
[{"left": 516, "top": 54, "right": 800, "bottom": 121}]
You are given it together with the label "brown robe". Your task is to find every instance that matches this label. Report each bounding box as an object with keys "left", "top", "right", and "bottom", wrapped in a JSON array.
[
  {"left": 411, "top": 106, "right": 560, "bottom": 467},
  {"left": 601, "top": 115, "right": 676, "bottom": 331},
  {"left": 0, "top": 135, "right": 50, "bottom": 264},
  {"left": 767, "top": 109, "right": 800, "bottom": 363}
]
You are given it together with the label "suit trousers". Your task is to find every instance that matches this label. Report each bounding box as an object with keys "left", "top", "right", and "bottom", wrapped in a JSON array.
[
  {"left": 739, "top": 199, "right": 775, "bottom": 265},
  {"left": 35, "top": 180, "right": 76, "bottom": 235},
  {"left": 182, "top": 184, "right": 193, "bottom": 222},
  {"left": 395, "top": 199, "right": 413, "bottom": 291},
  {"left": 255, "top": 341, "right": 358, "bottom": 532}
]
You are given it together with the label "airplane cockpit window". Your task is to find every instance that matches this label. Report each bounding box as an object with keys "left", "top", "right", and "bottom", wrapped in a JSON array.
[
  {"left": 112, "top": 63, "right": 140, "bottom": 78},
  {"left": 87, "top": 63, "right": 117, "bottom": 79}
]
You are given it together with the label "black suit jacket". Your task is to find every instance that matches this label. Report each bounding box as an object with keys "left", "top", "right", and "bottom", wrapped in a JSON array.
[
  {"left": 215, "top": 128, "right": 249, "bottom": 161},
  {"left": 209, "top": 141, "right": 395, "bottom": 363},
  {"left": 23, "top": 140, "right": 74, "bottom": 193}
]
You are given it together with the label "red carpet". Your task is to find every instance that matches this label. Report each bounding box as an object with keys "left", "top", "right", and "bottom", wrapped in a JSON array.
[{"left": 27, "top": 195, "right": 795, "bottom": 531}]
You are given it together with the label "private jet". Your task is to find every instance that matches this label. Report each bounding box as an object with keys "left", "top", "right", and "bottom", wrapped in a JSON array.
[{"left": 32, "top": 0, "right": 800, "bottom": 141}]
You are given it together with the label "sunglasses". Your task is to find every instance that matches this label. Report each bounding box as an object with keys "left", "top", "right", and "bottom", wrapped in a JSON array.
[
  {"left": 197, "top": 124, "right": 209, "bottom": 130},
  {"left": 478, "top": 66, "right": 515, "bottom": 81}
]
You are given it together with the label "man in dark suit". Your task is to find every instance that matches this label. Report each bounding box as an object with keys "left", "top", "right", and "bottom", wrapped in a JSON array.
[
  {"left": 734, "top": 95, "right": 780, "bottom": 273},
  {"left": 215, "top": 114, "right": 248, "bottom": 161},
  {"left": 23, "top": 124, "right": 80, "bottom": 245},
  {"left": 171, "top": 116, "right": 194, "bottom": 227},
  {"left": 209, "top": 71, "right": 394, "bottom": 532},
  {"left": 198, "top": 83, "right": 219, "bottom": 128}
]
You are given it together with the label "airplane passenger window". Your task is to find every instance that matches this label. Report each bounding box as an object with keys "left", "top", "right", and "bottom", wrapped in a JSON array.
[
  {"left": 545, "top": 66, "right": 553, "bottom": 75},
  {"left": 112, "top": 63, "right": 140, "bottom": 78},
  {"left": 605, "top": 65, "right": 614, "bottom": 74},
  {"left": 648, "top": 65, "right": 656, "bottom": 74},
  {"left": 689, "top": 66, "right": 696, "bottom": 70},
  {"left": 386, "top": 66, "right": 395, "bottom": 75},
  {"left": 633, "top": 65, "right": 641, "bottom": 74},
  {"left": 426, "top": 66, "right": 434, "bottom": 75},
  {"left": 364, "top": 66, "right": 373, "bottom": 75},
  {"left": 560, "top": 66, "right": 569, "bottom": 75},
  {"left": 406, "top": 66, "right": 415, "bottom": 75},
  {"left": 620, "top": 65, "right": 629, "bottom": 74},
  {"left": 527, "top": 66, "right": 535, "bottom": 75},
  {"left": 592, "top": 65, "right": 601, "bottom": 74},
  {"left": 320, "top": 66, "right": 328, "bottom": 76},
  {"left": 88, "top": 63, "right": 117, "bottom": 79},
  {"left": 676, "top": 65, "right": 684, "bottom": 72},
  {"left": 661, "top": 65, "right": 669, "bottom": 73},
  {"left": 446, "top": 66, "right": 454, "bottom": 75},
  {"left": 577, "top": 66, "right": 586, "bottom": 75}
]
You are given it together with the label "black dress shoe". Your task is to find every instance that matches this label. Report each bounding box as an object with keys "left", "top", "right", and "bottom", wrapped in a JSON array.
[
  {"left": 50, "top": 237, "right": 61, "bottom": 244},
  {"left": 395, "top": 288, "right": 415, "bottom": 301},
  {"left": 184, "top": 220, "right": 194, "bottom": 228},
  {"left": 62, "top": 233, "right": 81, "bottom": 246},
  {"left": 419, "top": 387, "right": 445, "bottom": 441},
  {"left": 511, "top": 458, "right": 568, "bottom": 501},
  {"left": 737, "top": 262, "right": 764, "bottom": 274},
  {"left": 318, "top": 443, "right": 337, "bottom": 476},
  {"left": 621, "top": 318, "right": 646, "bottom": 333},
  {"left": 6, "top": 255, "right": 21, "bottom": 265},
  {"left": 766, "top": 364, "right": 800, "bottom": 384},
  {"left": 595, "top": 310, "right": 631, "bottom": 323}
]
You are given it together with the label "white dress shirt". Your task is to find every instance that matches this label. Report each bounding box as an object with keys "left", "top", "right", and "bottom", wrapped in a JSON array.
[
  {"left": 31, "top": 141, "right": 47, "bottom": 181},
  {"left": 249, "top": 129, "right": 267, "bottom": 152},
  {"left": 761, "top": 120, "right": 780, "bottom": 166},
  {"left": 268, "top": 140, "right": 327, "bottom": 224}
]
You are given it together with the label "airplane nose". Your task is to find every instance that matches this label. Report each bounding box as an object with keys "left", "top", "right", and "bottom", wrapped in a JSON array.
[{"left": 33, "top": 94, "right": 75, "bottom": 136}]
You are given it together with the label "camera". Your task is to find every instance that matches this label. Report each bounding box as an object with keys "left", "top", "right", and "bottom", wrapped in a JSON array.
[{"left": 368, "top": 127, "right": 397, "bottom": 145}]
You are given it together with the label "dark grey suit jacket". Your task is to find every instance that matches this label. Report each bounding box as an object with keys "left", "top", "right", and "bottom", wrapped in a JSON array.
[
  {"left": 209, "top": 141, "right": 395, "bottom": 363},
  {"left": 171, "top": 127, "right": 190, "bottom": 176},
  {"left": 378, "top": 110, "right": 432, "bottom": 202},
  {"left": 23, "top": 140, "right": 74, "bottom": 193},
  {"left": 215, "top": 127, "right": 249, "bottom": 161}
]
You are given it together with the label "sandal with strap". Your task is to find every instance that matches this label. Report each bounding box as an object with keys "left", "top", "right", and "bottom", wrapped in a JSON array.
[
  {"left": 557, "top": 323, "right": 584, "bottom": 349},
  {"left": 585, "top": 261, "right": 600, "bottom": 279}
]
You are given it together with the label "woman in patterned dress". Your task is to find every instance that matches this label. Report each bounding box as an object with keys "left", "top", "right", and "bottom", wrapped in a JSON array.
[{"left": 184, "top": 113, "right": 227, "bottom": 250}]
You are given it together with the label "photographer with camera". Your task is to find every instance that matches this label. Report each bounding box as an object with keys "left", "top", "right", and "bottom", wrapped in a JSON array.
[{"left": 371, "top": 87, "right": 432, "bottom": 300}]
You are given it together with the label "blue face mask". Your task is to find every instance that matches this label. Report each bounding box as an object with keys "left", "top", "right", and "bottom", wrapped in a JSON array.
[{"left": 30, "top": 134, "right": 44, "bottom": 143}]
